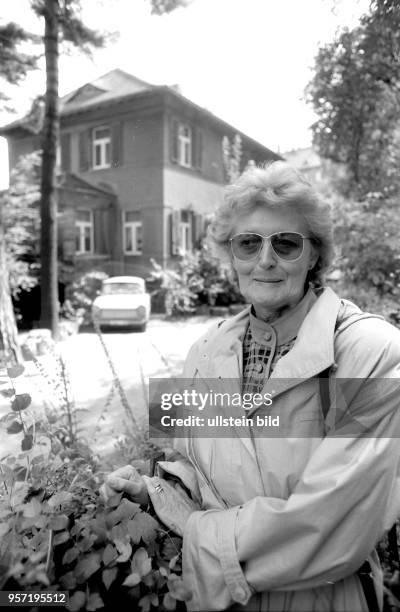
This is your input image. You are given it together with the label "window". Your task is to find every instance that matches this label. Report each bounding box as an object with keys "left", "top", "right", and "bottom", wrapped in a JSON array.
[
  {"left": 123, "top": 212, "right": 143, "bottom": 255},
  {"left": 178, "top": 123, "right": 192, "bottom": 167},
  {"left": 179, "top": 210, "right": 192, "bottom": 253},
  {"left": 75, "top": 210, "right": 93, "bottom": 254},
  {"left": 92, "top": 126, "right": 111, "bottom": 169}
]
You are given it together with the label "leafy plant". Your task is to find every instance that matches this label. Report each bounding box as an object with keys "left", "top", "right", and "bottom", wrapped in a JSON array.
[
  {"left": 0, "top": 364, "right": 189, "bottom": 611},
  {"left": 148, "top": 244, "right": 244, "bottom": 317},
  {"left": 62, "top": 270, "right": 109, "bottom": 327}
]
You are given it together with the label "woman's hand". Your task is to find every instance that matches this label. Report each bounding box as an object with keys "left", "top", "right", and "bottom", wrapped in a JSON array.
[
  {"left": 143, "top": 475, "right": 199, "bottom": 537},
  {"left": 100, "top": 465, "right": 149, "bottom": 507}
]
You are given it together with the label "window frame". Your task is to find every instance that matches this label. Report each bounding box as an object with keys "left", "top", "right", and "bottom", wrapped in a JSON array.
[
  {"left": 178, "top": 123, "right": 192, "bottom": 168},
  {"left": 75, "top": 210, "right": 94, "bottom": 255},
  {"left": 123, "top": 213, "right": 143, "bottom": 255},
  {"left": 92, "top": 125, "right": 111, "bottom": 170}
]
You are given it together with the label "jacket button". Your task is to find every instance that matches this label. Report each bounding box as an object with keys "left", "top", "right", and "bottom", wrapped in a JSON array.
[
  {"left": 234, "top": 587, "right": 247, "bottom": 603},
  {"left": 264, "top": 333, "right": 272, "bottom": 341}
]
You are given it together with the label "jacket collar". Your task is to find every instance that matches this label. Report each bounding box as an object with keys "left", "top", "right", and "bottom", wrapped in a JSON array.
[{"left": 205, "top": 287, "right": 342, "bottom": 384}]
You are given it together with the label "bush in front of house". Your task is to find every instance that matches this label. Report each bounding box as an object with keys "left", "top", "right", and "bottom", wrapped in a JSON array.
[
  {"left": 147, "top": 245, "right": 245, "bottom": 317},
  {"left": 62, "top": 270, "right": 109, "bottom": 327}
]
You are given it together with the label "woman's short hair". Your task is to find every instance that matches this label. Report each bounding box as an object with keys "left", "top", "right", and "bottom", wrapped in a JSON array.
[{"left": 207, "top": 161, "right": 334, "bottom": 287}]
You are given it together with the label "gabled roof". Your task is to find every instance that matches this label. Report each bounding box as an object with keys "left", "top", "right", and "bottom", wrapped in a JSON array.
[
  {"left": 60, "top": 69, "right": 154, "bottom": 113},
  {"left": 0, "top": 69, "right": 281, "bottom": 160},
  {"left": 59, "top": 172, "right": 117, "bottom": 198}
]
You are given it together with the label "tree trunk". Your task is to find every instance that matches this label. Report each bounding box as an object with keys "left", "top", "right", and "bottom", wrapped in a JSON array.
[
  {"left": 0, "top": 205, "right": 22, "bottom": 366},
  {"left": 40, "top": 0, "right": 59, "bottom": 338}
]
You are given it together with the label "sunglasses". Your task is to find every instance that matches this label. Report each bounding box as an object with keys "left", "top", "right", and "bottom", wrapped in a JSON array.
[{"left": 230, "top": 231, "right": 310, "bottom": 262}]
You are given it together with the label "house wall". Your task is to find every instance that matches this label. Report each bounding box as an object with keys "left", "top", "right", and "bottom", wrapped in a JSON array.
[{"left": 63, "top": 109, "right": 165, "bottom": 276}]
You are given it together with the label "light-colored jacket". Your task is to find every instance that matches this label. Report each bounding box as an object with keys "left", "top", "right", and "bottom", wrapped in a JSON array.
[{"left": 158, "top": 287, "right": 400, "bottom": 611}]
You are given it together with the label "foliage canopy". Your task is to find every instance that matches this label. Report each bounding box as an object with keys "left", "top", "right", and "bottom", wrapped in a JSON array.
[{"left": 306, "top": 0, "right": 400, "bottom": 197}]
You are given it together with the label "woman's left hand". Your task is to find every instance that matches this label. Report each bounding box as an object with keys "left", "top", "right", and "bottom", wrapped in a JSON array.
[{"left": 143, "top": 475, "right": 199, "bottom": 537}]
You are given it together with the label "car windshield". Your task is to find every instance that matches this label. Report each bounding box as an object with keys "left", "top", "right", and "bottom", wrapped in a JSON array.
[{"left": 102, "top": 283, "right": 143, "bottom": 295}]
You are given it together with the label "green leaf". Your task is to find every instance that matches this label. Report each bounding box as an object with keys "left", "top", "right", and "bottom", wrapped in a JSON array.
[
  {"left": 12, "top": 393, "right": 31, "bottom": 411},
  {"left": 139, "top": 594, "right": 158, "bottom": 612},
  {"left": 21, "top": 434, "right": 33, "bottom": 451},
  {"left": 0, "top": 388, "right": 15, "bottom": 398},
  {"left": 48, "top": 491, "right": 73, "bottom": 508},
  {"left": 115, "top": 539, "right": 132, "bottom": 563},
  {"left": 53, "top": 531, "right": 70, "bottom": 546},
  {"left": 49, "top": 514, "right": 69, "bottom": 531},
  {"left": 6, "top": 420, "right": 24, "bottom": 434},
  {"left": 67, "top": 590, "right": 86, "bottom": 612},
  {"left": 102, "top": 543, "right": 117, "bottom": 566},
  {"left": 22, "top": 497, "right": 42, "bottom": 518},
  {"left": 7, "top": 364, "right": 24, "bottom": 378},
  {"left": 75, "top": 552, "right": 101, "bottom": 583},
  {"left": 127, "top": 512, "right": 159, "bottom": 545},
  {"left": 102, "top": 567, "right": 118, "bottom": 590},
  {"left": 131, "top": 547, "right": 152, "bottom": 577},
  {"left": 60, "top": 570, "right": 76, "bottom": 590},
  {"left": 163, "top": 593, "right": 177, "bottom": 611},
  {"left": 61, "top": 547, "right": 79, "bottom": 565},
  {"left": 122, "top": 571, "right": 141, "bottom": 587},
  {"left": 169, "top": 554, "right": 180, "bottom": 570},
  {"left": 86, "top": 593, "right": 103, "bottom": 612},
  {"left": 168, "top": 577, "right": 192, "bottom": 601}
]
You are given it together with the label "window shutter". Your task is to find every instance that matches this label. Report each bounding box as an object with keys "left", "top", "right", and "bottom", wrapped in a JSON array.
[
  {"left": 190, "top": 127, "right": 196, "bottom": 169},
  {"left": 170, "top": 118, "right": 179, "bottom": 163},
  {"left": 102, "top": 209, "right": 111, "bottom": 254},
  {"left": 170, "top": 209, "right": 181, "bottom": 255},
  {"left": 79, "top": 130, "right": 91, "bottom": 172},
  {"left": 93, "top": 208, "right": 111, "bottom": 255},
  {"left": 93, "top": 209, "right": 102, "bottom": 254},
  {"left": 60, "top": 133, "right": 71, "bottom": 172},
  {"left": 193, "top": 213, "right": 204, "bottom": 247},
  {"left": 112, "top": 122, "right": 123, "bottom": 167}
]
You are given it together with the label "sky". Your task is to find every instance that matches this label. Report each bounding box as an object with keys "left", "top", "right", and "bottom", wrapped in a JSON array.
[{"left": 0, "top": 0, "right": 370, "bottom": 189}]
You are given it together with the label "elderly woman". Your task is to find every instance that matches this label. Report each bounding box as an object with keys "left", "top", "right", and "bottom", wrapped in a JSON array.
[{"left": 104, "top": 162, "right": 400, "bottom": 612}]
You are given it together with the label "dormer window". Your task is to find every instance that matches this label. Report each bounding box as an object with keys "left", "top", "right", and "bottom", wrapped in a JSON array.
[{"left": 92, "top": 126, "right": 111, "bottom": 169}]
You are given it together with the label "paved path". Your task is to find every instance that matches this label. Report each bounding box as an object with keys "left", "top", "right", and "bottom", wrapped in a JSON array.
[{"left": 0, "top": 316, "right": 218, "bottom": 465}]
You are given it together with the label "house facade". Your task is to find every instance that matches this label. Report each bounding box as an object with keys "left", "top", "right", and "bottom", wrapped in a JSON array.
[{"left": 1, "top": 70, "right": 280, "bottom": 281}]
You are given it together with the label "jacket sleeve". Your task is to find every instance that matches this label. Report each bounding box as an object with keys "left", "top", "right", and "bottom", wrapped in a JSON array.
[{"left": 181, "top": 319, "right": 400, "bottom": 611}]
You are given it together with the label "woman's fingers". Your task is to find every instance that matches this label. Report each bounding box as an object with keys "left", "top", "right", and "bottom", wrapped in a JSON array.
[{"left": 101, "top": 465, "right": 149, "bottom": 505}]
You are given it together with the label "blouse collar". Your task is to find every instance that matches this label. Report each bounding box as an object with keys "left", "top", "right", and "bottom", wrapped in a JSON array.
[{"left": 249, "top": 287, "right": 317, "bottom": 346}]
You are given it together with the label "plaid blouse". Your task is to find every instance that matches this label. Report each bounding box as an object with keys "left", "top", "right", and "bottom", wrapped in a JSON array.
[
  {"left": 242, "top": 326, "right": 295, "bottom": 396},
  {"left": 241, "top": 289, "right": 317, "bottom": 397}
]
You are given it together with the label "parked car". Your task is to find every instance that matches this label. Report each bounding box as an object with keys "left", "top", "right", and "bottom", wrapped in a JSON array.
[{"left": 92, "top": 276, "right": 151, "bottom": 331}]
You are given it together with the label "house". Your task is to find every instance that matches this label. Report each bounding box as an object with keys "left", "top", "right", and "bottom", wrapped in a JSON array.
[
  {"left": 283, "top": 146, "right": 346, "bottom": 192},
  {"left": 0, "top": 69, "right": 281, "bottom": 281},
  {"left": 282, "top": 147, "right": 323, "bottom": 183}
]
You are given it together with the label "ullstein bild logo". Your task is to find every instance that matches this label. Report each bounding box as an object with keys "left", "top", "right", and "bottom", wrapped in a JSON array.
[
  {"left": 159, "top": 414, "right": 280, "bottom": 427},
  {"left": 148, "top": 377, "right": 400, "bottom": 439}
]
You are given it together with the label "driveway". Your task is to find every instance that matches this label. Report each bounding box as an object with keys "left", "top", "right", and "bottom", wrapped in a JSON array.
[{"left": 0, "top": 316, "right": 219, "bottom": 465}]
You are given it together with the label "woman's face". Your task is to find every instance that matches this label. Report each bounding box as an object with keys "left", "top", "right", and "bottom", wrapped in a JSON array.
[{"left": 231, "top": 205, "right": 318, "bottom": 318}]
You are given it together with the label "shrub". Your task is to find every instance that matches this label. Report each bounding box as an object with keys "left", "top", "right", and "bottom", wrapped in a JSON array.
[
  {"left": 0, "top": 365, "right": 188, "bottom": 611},
  {"left": 147, "top": 245, "right": 244, "bottom": 317},
  {"left": 62, "top": 271, "right": 109, "bottom": 327}
]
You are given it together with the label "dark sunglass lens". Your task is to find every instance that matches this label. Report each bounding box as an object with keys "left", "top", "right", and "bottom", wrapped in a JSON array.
[
  {"left": 271, "top": 233, "right": 303, "bottom": 260},
  {"left": 232, "top": 233, "right": 262, "bottom": 259}
]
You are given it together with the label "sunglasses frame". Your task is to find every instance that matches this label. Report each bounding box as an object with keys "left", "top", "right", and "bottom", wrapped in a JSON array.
[{"left": 229, "top": 231, "right": 311, "bottom": 262}]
